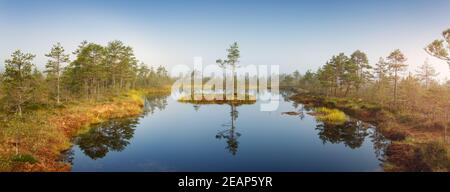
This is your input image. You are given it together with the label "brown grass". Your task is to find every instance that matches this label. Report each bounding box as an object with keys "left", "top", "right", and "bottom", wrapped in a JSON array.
[
  {"left": 290, "top": 93, "right": 450, "bottom": 172},
  {"left": 0, "top": 88, "right": 170, "bottom": 172}
]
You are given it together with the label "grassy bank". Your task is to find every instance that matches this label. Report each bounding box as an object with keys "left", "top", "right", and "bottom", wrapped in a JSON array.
[
  {"left": 290, "top": 94, "right": 450, "bottom": 172},
  {"left": 0, "top": 87, "right": 171, "bottom": 172},
  {"left": 312, "top": 107, "right": 347, "bottom": 124}
]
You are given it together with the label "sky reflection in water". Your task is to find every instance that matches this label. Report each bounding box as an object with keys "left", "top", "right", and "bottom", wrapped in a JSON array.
[{"left": 67, "top": 91, "right": 388, "bottom": 172}]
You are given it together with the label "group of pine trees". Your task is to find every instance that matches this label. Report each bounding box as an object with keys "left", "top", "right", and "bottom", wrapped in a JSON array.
[
  {"left": 314, "top": 50, "right": 372, "bottom": 97},
  {"left": 0, "top": 40, "right": 171, "bottom": 116},
  {"left": 310, "top": 48, "right": 413, "bottom": 108},
  {"left": 282, "top": 29, "right": 450, "bottom": 123}
]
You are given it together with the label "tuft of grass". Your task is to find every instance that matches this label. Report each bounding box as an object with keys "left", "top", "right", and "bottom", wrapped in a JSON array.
[
  {"left": 11, "top": 154, "right": 39, "bottom": 164},
  {"left": 314, "top": 107, "right": 347, "bottom": 124},
  {"left": 127, "top": 90, "right": 143, "bottom": 103}
]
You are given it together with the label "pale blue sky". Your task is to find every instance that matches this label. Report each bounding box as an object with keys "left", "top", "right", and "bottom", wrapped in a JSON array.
[{"left": 1, "top": 0, "right": 449, "bottom": 79}]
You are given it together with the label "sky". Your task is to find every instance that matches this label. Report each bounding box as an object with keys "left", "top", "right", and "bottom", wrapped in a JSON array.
[{"left": 0, "top": 0, "right": 449, "bottom": 80}]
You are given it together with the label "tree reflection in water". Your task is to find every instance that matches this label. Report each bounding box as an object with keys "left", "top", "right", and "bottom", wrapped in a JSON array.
[
  {"left": 287, "top": 92, "right": 389, "bottom": 159},
  {"left": 75, "top": 118, "right": 139, "bottom": 159},
  {"left": 193, "top": 104, "right": 201, "bottom": 112},
  {"left": 142, "top": 94, "right": 169, "bottom": 116},
  {"left": 315, "top": 119, "right": 389, "bottom": 160},
  {"left": 74, "top": 94, "right": 169, "bottom": 160},
  {"left": 369, "top": 128, "right": 390, "bottom": 161},
  {"left": 280, "top": 89, "right": 296, "bottom": 102},
  {"left": 180, "top": 93, "right": 250, "bottom": 156},
  {"left": 216, "top": 104, "right": 241, "bottom": 155},
  {"left": 315, "top": 120, "right": 369, "bottom": 149}
]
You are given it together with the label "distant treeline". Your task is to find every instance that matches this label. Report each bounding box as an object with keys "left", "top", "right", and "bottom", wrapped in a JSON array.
[{"left": 0, "top": 40, "right": 172, "bottom": 116}]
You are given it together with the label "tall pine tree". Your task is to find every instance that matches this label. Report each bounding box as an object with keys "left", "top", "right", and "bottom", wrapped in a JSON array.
[{"left": 45, "top": 43, "right": 70, "bottom": 104}]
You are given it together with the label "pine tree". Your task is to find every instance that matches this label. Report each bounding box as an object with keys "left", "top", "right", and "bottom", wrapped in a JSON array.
[
  {"left": 387, "top": 49, "right": 407, "bottom": 108},
  {"left": 318, "top": 53, "right": 358, "bottom": 96},
  {"left": 425, "top": 28, "right": 450, "bottom": 69},
  {"left": 317, "top": 62, "right": 335, "bottom": 96},
  {"left": 373, "top": 57, "right": 390, "bottom": 105},
  {"left": 105, "top": 40, "right": 138, "bottom": 90},
  {"left": 350, "top": 50, "right": 372, "bottom": 91},
  {"left": 216, "top": 42, "right": 240, "bottom": 98},
  {"left": 136, "top": 62, "right": 150, "bottom": 88},
  {"left": 374, "top": 57, "right": 389, "bottom": 81},
  {"left": 3, "top": 50, "right": 36, "bottom": 116},
  {"left": 69, "top": 42, "right": 105, "bottom": 98},
  {"left": 45, "top": 43, "right": 70, "bottom": 104},
  {"left": 416, "top": 58, "right": 439, "bottom": 89}
]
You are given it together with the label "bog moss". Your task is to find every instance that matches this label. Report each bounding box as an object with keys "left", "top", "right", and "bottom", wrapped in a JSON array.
[{"left": 314, "top": 107, "right": 347, "bottom": 124}]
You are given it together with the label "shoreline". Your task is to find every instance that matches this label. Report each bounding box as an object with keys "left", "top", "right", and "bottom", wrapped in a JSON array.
[
  {"left": 2, "top": 88, "right": 447, "bottom": 172},
  {"left": 290, "top": 93, "right": 450, "bottom": 172},
  {"left": 0, "top": 87, "right": 171, "bottom": 172}
]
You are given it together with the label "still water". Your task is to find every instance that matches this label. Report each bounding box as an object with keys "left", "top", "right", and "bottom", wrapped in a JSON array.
[{"left": 66, "top": 91, "right": 388, "bottom": 172}]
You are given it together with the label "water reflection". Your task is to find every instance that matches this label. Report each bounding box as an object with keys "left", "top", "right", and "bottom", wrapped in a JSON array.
[
  {"left": 74, "top": 94, "right": 170, "bottom": 160},
  {"left": 75, "top": 118, "right": 139, "bottom": 159},
  {"left": 315, "top": 120, "right": 370, "bottom": 149},
  {"left": 285, "top": 89, "right": 389, "bottom": 160},
  {"left": 142, "top": 94, "right": 169, "bottom": 116},
  {"left": 315, "top": 120, "right": 389, "bottom": 162},
  {"left": 216, "top": 104, "right": 241, "bottom": 155},
  {"left": 280, "top": 89, "right": 296, "bottom": 102},
  {"left": 68, "top": 90, "right": 389, "bottom": 171},
  {"left": 370, "top": 128, "right": 390, "bottom": 161},
  {"left": 187, "top": 98, "right": 243, "bottom": 155},
  {"left": 179, "top": 91, "right": 256, "bottom": 156},
  {"left": 193, "top": 104, "right": 201, "bottom": 111}
]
